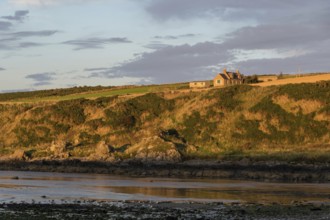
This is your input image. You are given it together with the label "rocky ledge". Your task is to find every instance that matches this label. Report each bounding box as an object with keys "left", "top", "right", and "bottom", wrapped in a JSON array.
[{"left": 1, "top": 159, "right": 330, "bottom": 182}]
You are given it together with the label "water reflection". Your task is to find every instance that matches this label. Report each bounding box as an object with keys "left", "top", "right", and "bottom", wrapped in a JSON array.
[{"left": 0, "top": 171, "right": 329, "bottom": 204}]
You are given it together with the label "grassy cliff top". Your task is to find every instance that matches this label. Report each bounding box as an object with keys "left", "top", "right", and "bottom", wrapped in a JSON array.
[{"left": 0, "top": 76, "right": 329, "bottom": 163}]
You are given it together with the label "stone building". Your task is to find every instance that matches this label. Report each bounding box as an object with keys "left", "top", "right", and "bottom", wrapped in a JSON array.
[
  {"left": 189, "top": 81, "right": 211, "bottom": 88},
  {"left": 213, "top": 69, "right": 243, "bottom": 87}
]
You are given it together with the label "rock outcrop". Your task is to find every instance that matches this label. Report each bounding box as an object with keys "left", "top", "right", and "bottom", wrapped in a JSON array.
[
  {"left": 50, "top": 141, "right": 70, "bottom": 159},
  {"left": 127, "top": 136, "right": 182, "bottom": 162},
  {"left": 90, "top": 141, "right": 115, "bottom": 161}
]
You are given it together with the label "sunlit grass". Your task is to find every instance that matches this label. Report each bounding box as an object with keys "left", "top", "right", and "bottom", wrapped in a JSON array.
[{"left": 4, "top": 83, "right": 189, "bottom": 103}]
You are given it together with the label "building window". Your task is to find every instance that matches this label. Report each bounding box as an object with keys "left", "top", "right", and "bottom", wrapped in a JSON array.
[{"left": 217, "top": 80, "right": 221, "bottom": 84}]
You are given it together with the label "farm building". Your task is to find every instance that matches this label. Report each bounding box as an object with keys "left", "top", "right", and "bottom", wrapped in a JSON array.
[
  {"left": 213, "top": 69, "right": 243, "bottom": 87},
  {"left": 258, "top": 75, "right": 278, "bottom": 82},
  {"left": 189, "top": 81, "right": 211, "bottom": 88}
]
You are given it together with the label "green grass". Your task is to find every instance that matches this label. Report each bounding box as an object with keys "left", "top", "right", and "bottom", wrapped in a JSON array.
[{"left": 2, "top": 83, "right": 189, "bottom": 103}]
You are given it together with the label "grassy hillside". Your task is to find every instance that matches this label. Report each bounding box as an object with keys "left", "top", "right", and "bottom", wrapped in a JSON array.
[{"left": 0, "top": 81, "right": 329, "bottom": 163}]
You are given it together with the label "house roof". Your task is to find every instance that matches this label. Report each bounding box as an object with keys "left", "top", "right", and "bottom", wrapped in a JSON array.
[
  {"left": 215, "top": 72, "right": 242, "bottom": 80},
  {"left": 215, "top": 73, "right": 230, "bottom": 80},
  {"left": 190, "top": 80, "right": 209, "bottom": 83}
]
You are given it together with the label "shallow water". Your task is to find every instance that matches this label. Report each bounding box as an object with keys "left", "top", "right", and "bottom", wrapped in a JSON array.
[{"left": 0, "top": 171, "right": 329, "bottom": 204}]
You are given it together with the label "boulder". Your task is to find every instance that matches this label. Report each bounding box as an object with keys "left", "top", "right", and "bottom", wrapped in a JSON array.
[
  {"left": 10, "top": 149, "right": 28, "bottom": 161},
  {"left": 93, "top": 141, "right": 115, "bottom": 160},
  {"left": 50, "top": 140, "right": 70, "bottom": 159},
  {"left": 127, "top": 136, "right": 182, "bottom": 162}
]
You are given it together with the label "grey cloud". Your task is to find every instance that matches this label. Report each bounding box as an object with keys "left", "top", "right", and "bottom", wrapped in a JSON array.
[
  {"left": 84, "top": 67, "right": 117, "bottom": 78},
  {"left": 0, "top": 37, "right": 19, "bottom": 42},
  {"left": 0, "top": 21, "right": 12, "bottom": 31},
  {"left": 223, "top": 23, "right": 330, "bottom": 50},
  {"left": 63, "top": 37, "right": 132, "bottom": 50},
  {"left": 0, "top": 67, "right": 5, "bottom": 71},
  {"left": 84, "top": 67, "right": 109, "bottom": 72},
  {"left": 26, "top": 72, "right": 56, "bottom": 86},
  {"left": 146, "top": 0, "right": 319, "bottom": 21},
  {"left": 106, "top": 42, "right": 232, "bottom": 83},
  {"left": 2, "top": 10, "right": 29, "bottom": 22},
  {"left": 19, "top": 42, "right": 43, "bottom": 48},
  {"left": 9, "top": 30, "right": 58, "bottom": 38},
  {"left": 144, "top": 41, "right": 170, "bottom": 50},
  {"left": 0, "top": 44, "right": 12, "bottom": 50},
  {"left": 0, "top": 30, "right": 57, "bottom": 50},
  {"left": 235, "top": 41, "right": 330, "bottom": 75},
  {"left": 0, "top": 41, "right": 46, "bottom": 51},
  {"left": 154, "top": 34, "right": 197, "bottom": 40}
]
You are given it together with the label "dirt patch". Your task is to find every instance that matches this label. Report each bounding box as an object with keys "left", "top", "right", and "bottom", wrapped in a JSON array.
[{"left": 273, "top": 95, "right": 323, "bottom": 115}]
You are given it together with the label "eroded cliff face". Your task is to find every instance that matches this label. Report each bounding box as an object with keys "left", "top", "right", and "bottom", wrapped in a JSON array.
[{"left": 0, "top": 82, "right": 329, "bottom": 162}]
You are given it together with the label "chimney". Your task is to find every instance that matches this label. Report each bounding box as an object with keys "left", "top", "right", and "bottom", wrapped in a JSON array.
[
  {"left": 223, "top": 68, "right": 230, "bottom": 79},
  {"left": 236, "top": 69, "right": 242, "bottom": 79}
]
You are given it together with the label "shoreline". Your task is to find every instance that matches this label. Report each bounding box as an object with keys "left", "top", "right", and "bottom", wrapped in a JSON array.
[
  {"left": 1, "top": 159, "right": 330, "bottom": 182},
  {"left": 1, "top": 201, "right": 330, "bottom": 219}
]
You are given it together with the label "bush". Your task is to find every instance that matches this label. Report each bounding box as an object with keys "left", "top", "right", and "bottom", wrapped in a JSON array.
[
  {"left": 207, "top": 85, "right": 252, "bottom": 110},
  {"left": 181, "top": 111, "right": 217, "bottom": 144},
  {"left": 276, "top": 81, "right": 330, "bottom": 102},
  {"left": 105, "top": 93, "right": 174, "bottom": 129},
  {"left": 242, "top": 97, "right": 329, "bottom": 144},
  {"left": 79, "top": 132, "right": 101, "bottom": 145},
  {"left": 51, "top": 99, "right": 87, "bottom": 125},
  {"left": 243, "top": 75, "right": 259, "bottom": 84}
]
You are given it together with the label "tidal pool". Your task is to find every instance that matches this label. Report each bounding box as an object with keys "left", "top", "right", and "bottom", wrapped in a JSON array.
[{"left": 0, "top": 171, "right": 329, "bottom": 204}]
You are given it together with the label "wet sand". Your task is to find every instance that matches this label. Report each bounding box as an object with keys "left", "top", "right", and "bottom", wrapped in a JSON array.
[{"left": 1, "top": 170, "right": 330, "bottom": 205}]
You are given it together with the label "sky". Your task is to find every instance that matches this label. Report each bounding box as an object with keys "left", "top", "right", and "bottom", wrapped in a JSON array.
[{"left": 0, "top": 0, "right": 329, "bottom": 92}]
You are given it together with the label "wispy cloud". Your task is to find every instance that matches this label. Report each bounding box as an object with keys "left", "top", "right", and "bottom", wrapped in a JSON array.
[
  {"left": 1, "top": 10, "right": 29, "bottom": 22},
  {"left": 10, "top": 0, "right": 102, "bottom": 6},
  {"left": 100, "top": 42, "right": 232, "bottom": 83},
  {"left": 84, "top": 67, "right": 117, "bottom": 78},
  {"left": 10, "top": 0, "right": 57, "bottom": 5},
  {"left": 18, "top": 42, "right": 44, "bottom": 48},
  {"left": 0, "top": 21, "right": 12, "bottom": 31},
  {"left": 8, "top": 30, "right": 58, "bottom": 38},
  {"left": 0, "top": 67, "right": 5, "bottom": 71},
  {"left": 0, "top": 30, "right": 58, "bottom": 50},
  {"left": 146, "top": 0, "right": 316, "bottom": 21},
  {"left": 154, "top": 34, "right": 197, "bottom": 40},
  {"left": 84, "top": 67, "right": 109, "bottom": 72},
  {"left": 144, "top": 41, "right": 170, "bottom": 50},
  {"left": 63, "top": 37, "right": 132, "bottom": 50},
  {"left": 25, "top": 72, "right": 56, "bottom": 86}
]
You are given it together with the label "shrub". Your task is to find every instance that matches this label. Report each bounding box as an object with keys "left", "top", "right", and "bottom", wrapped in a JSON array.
[
  {"left": 207, "top": 85, "right": 252, "bottom": 110},
  {"left": 105, "top": 93, "right": 174, "bottom": 129},
  {"left": 51, "top": 99, "right": 87, "bottom": 125},
  {"left": 243, "top": 75, "right": 259, "bottom": 84},
  {"left": 276, "top": 81, "right": 330, "bottom": 102}
]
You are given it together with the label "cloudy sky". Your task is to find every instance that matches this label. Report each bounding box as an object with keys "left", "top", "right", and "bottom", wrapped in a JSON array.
[{"left": 0, "top": 0, "right": 329, "bottom": 91}]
